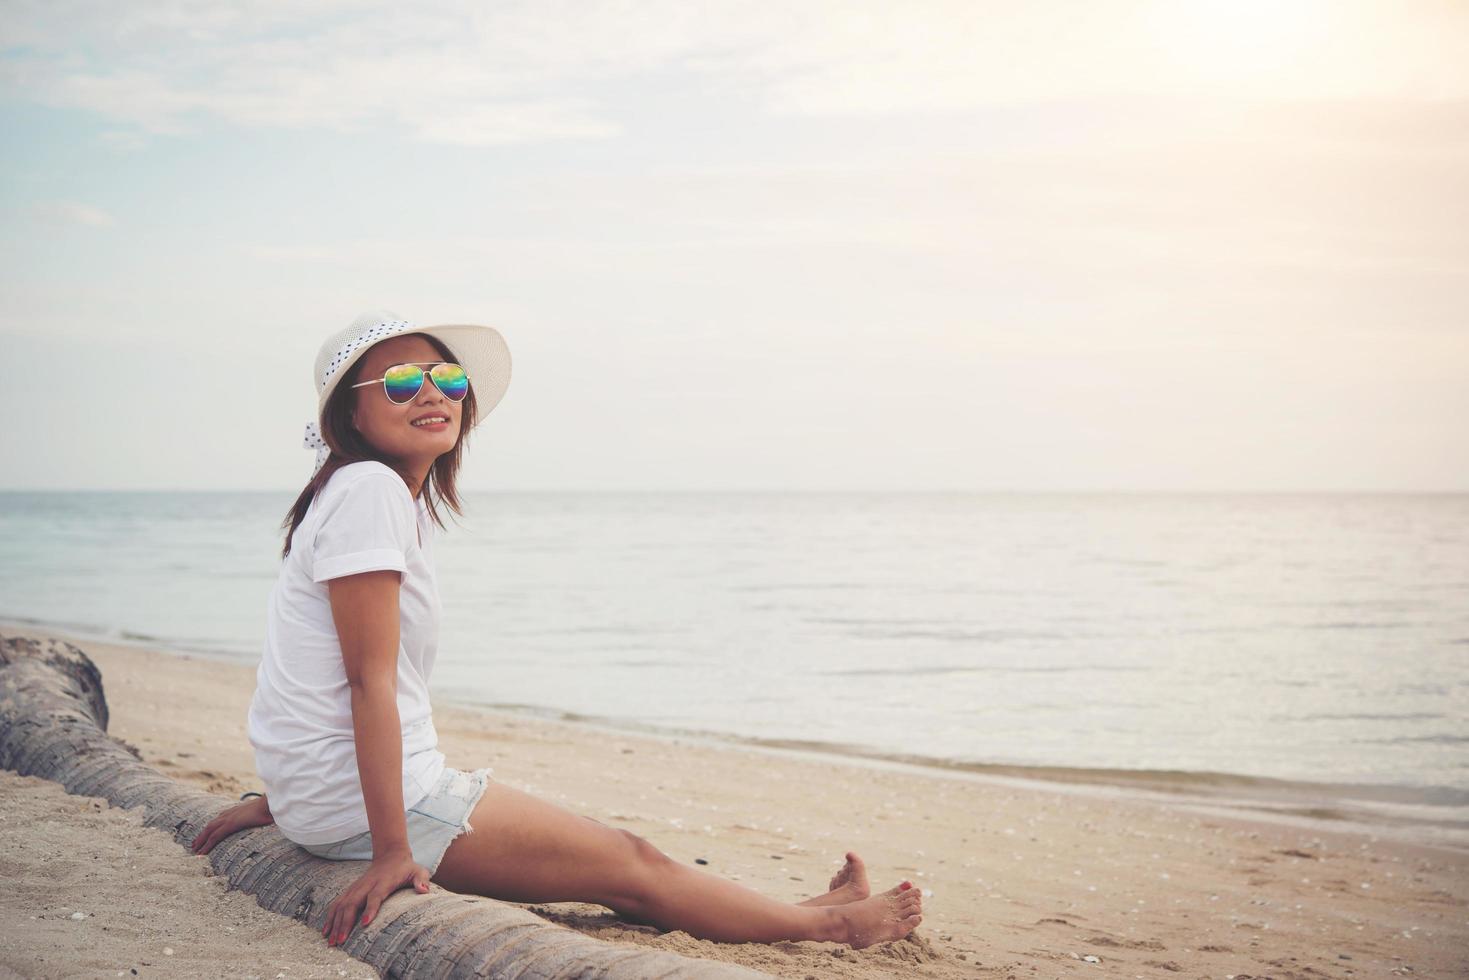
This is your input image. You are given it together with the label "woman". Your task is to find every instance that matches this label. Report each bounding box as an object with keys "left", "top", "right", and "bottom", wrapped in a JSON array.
[{"left": 189, "top": 311, "right": 924, "bottom": 951}]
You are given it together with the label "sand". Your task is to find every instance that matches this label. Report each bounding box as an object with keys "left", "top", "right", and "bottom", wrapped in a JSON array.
[{"left": 1, "top": 621, "right": 1465, "bottom": 980}]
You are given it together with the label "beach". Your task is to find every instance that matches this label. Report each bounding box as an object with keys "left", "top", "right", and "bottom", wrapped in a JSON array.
[{"left": 1, "top": 621, "right": 1465, "bottom": 980}]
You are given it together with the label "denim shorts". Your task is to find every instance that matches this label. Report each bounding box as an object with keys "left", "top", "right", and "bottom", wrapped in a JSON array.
[{"left": 298, "top": 766, "right": 494, "bottom": 876}]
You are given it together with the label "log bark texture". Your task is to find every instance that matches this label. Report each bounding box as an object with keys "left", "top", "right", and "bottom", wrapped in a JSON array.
[{"left": 0, "top": 633, "right": 775, "bottom": 979}]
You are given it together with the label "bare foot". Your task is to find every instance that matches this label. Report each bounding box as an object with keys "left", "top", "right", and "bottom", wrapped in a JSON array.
[
  {"left": 797, "top": 851, "right": 873, "bottom": 907},
  {"left": 828, "top": 850, "right": 871, "bottom": 897},
  {"left": 833, "top": 881, "right": 923, "bottom": 949}
]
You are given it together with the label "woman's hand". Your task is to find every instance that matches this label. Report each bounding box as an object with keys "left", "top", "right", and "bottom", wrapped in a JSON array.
[
  {"left": 322, "top": 848, "right": 432, "bottom": 947},
  {"left": 190, "top": 795, "right": 274, "bottom": 856}
]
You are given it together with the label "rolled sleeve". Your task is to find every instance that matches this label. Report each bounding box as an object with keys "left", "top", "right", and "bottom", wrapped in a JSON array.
[{"left": 310, "top": 472, "right": 416, "bottom": 584}]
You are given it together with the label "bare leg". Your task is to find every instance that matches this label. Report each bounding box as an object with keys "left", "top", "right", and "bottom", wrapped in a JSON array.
[
  {"left": 631, "top": 847, "right": 922, "bottom": 946},
  {"left": 431, "top": 780, "right": 922, "bottom": 947}
]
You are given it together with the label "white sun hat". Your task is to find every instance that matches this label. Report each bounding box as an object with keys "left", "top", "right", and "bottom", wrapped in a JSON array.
[{"left": 301, "top": 310, "right": 512, "bottom": 477}]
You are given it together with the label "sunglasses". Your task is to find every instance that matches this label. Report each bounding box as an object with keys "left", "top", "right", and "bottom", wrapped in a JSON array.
[{"left": 351, "top": 362, "right": 471, "bottom": 405}]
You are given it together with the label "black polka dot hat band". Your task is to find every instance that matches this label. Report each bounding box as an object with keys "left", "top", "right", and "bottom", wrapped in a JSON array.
[{"left": 302, "top": 310, "right": 512, "bottom": 478}]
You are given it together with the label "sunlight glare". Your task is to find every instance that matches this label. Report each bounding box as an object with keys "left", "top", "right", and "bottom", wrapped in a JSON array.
[{"left": 1146, "top": 0, "right": 1336, "bottom": 92}]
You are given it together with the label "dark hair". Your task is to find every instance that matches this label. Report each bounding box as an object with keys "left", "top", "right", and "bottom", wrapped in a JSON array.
[{"left": 279, "top": 333, "right": 476, "bottom": 559}]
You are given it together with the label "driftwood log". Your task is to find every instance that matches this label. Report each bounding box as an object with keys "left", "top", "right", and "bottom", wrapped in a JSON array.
[{"left": 0, "top": 633, "right": 775, "bottom": 979}]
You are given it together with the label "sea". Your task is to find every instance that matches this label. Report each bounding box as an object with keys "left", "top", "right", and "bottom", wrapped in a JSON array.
[{"left": 3, "top": 490, "right": 1466, "bottom": 850}]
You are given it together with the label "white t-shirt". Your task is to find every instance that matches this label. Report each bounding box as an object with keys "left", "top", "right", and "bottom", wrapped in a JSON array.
[{"left": 247, "top": 460, "right": 447, "bottom": 845}]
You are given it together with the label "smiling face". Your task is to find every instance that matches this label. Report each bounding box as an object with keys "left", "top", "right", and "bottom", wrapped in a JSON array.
[{"left": 348, "top": 333, "right": 464, "bottom": 471}]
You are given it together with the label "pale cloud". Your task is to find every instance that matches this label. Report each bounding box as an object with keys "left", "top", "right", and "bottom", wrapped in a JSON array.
[
  {"left": 1, "top": 2, "right": 1465, "bottom": 490},
  {"left": 96, "top": 129, "right": 149, "bottom": 150},
  {"left": 1, "top": 1, "right": 1465, "bottom": 143},
  {"left": 217, "top": 106, "right": 1464, "bottom": 368},
  {"left": 729, "top": 0, "right": 1469, "bottom": 112},
  {"left": 29, "top": 199, "right": 115, "bottom": 227},
  {"left": 240, "top": 244, "right": 342, "bottom": 263}
]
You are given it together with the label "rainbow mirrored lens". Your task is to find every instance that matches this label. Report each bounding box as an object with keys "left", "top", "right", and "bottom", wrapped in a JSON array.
[
  {"left": 382, "top": 363, "right": 470, "bottom": 404},
  {"left": 430, "top": 362, "right": 469, "bottom": 400},
  {"left": 383, "top": 364, "right": 425, "bottom": 402}
]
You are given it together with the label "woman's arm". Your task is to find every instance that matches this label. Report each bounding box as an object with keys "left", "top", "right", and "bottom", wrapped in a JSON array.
[
  {"left": 320, "top": 567, "right": 434, "bottom": 947},
  {"left": 327, "top": 568, "right": 412, "bottom": 858}
]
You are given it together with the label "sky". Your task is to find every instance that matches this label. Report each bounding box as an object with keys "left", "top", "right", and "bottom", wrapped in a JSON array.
[{"left": 2, "top": 0, "right": 1466, "bottom": 492}]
